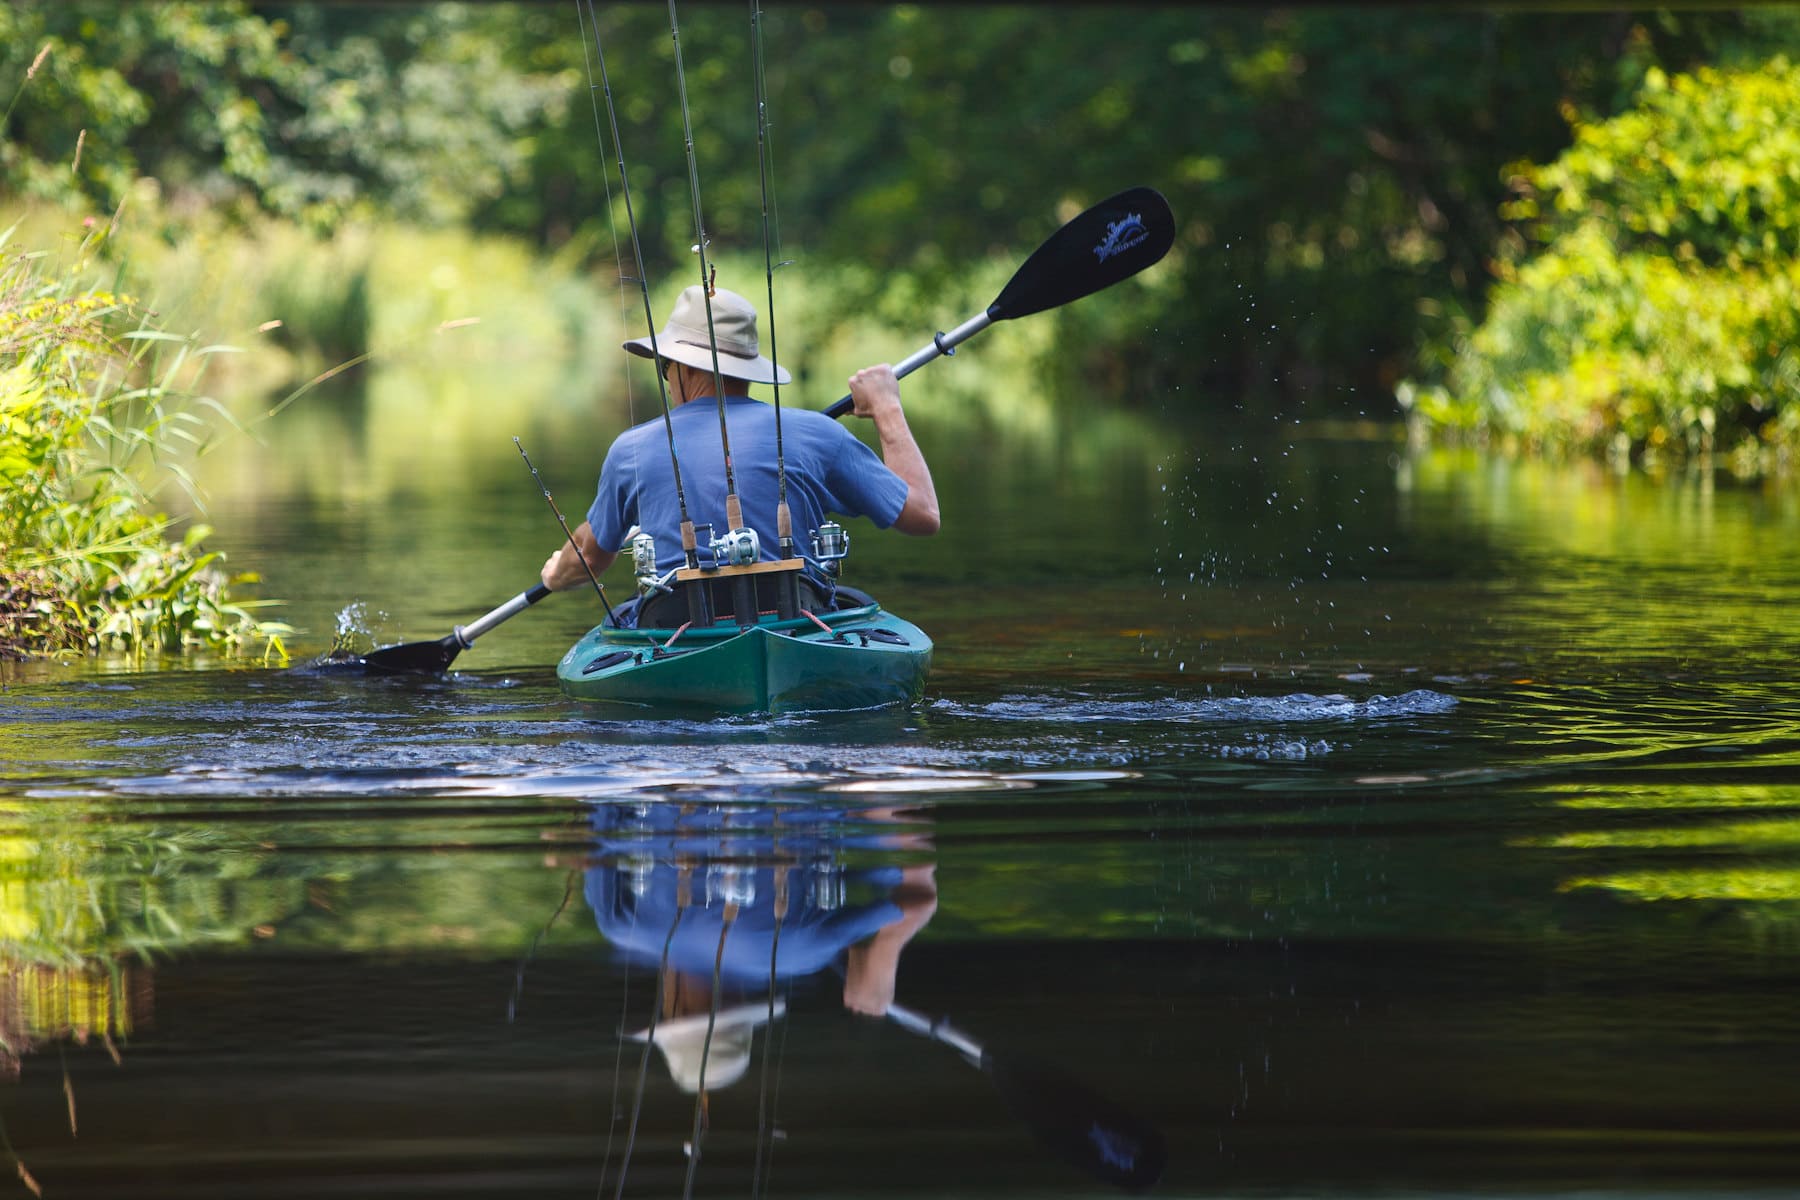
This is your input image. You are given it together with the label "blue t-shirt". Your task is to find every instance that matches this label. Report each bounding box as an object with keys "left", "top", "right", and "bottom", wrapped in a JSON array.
[
  {"left": 583, "top": 803, "right": 908, "bottom": 985},
  {"left": 586, "top": 396, "right": 910, "bottom": 573}
]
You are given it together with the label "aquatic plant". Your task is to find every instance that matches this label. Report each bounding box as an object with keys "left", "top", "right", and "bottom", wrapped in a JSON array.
[
  {"left": 0, "top": 220, "right": 286, "bottom": 659},
  {"left": 1402, "top": 57, "right": 1800, "bottom": 473}
]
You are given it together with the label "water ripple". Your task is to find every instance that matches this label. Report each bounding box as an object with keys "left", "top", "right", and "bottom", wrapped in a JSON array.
[{"left": 933, "top": 688, "right": 1459, "bottom": 724}]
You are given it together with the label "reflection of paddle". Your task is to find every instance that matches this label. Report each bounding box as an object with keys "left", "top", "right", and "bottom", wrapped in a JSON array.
[
  {"left": 884, "top": 1001, "right": 1168, "bottom": 1192},
  {"left": 357, "top": 583, "right": 551, "bottom": 673},
  {"left": 822, "top": 186, "right": 1175, "bottom": 419}
]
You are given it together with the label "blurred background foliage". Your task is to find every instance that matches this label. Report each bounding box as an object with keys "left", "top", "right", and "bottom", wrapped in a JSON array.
[
  {"left": 1402, "top": 55, "right": 1800, "bottom": 469},
  {"left": 3, "top": 3, "right": 1800, "bottom": 456}
]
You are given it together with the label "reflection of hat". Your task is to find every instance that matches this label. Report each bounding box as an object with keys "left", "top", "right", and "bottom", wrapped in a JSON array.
[
  {"left": 623, "top": 285, "right": 792, "bottom": 386},
  {"left": 629, "top": 1000, "right": 786, "bottom": 1093}
]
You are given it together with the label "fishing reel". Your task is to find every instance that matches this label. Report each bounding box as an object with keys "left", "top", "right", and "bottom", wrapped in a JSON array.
[
  {"left": 629, "top": 530, "right": 671, "bottom": 596},
  {"left": 710, "top": 525, "right": 761, "bottom": 567},
  {"left": 810, "top": 522, "right": 850, "bottom": 578}
]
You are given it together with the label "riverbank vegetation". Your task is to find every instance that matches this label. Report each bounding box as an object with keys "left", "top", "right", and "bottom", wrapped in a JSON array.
[
  {"left": 8, "top": 4, "right": 1796, "bottom": 410},
  {"left": 4, "top": 4, "right": 1800, "bottom": 661},
  {"left": 0, "top": 221, "right": 289, "bottom": 659},
  {"left": 1400, "top": 57, "right": 1800, "bottom": 473}
]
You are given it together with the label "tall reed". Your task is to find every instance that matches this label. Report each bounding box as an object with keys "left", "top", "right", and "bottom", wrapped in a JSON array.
[{"left": 0, "top": 220, "right": 286, "bottom": 660}]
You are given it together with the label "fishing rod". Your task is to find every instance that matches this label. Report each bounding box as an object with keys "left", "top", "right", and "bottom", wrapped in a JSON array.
[
  {"left": 748, "top": 0, "right": 794, "bottom": 559},
  {"left": 682, "top": 900, "right": 739, "bottom": 1200},
  {"left": 614, "top": 879, "right": 689, "bottom": 1200},
  {"left": 750, "top": 864, "right": 789, "bottom": 1199},
  {"left": 516, "top": 437, "right": 617, "bottom": 627},
  {"left": 666, "top": 0, "right": 755, "bottom": 555},
  {"left": 579, "top": 0, "right": 702, "bottom": 571},
  {"left": 505, "top": 868, "right": 581, "bottom": 1025}
]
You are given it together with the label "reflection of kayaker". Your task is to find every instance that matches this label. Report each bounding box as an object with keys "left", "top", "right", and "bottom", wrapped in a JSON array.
[
  {"left": 583, "top": 802, "right": 1162, "bottom": 1193},
  {"left": 585, "top": 801, "right": 936, "bottom": 1092}
]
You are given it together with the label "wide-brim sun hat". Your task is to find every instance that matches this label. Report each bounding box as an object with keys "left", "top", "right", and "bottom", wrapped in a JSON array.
[
  {"left": 627, "top": 999, "right": 786, "bottom": 1093},
  {"left": 624, "top": 285, "right": 792, "bottom": 387}
]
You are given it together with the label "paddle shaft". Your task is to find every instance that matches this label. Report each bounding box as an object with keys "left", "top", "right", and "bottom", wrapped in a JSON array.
[
  {"left": 457, "top": 582, "right": 552, "bottom": 647},
  {"left": 822, "top": 310, "right": 994, "bottom": 420},
  {"left": 885, "top": 1000, "right": 984, "bottom": 1064},
  {"left": 821, "top": 186, "right": 1173, "bottom": 421}
]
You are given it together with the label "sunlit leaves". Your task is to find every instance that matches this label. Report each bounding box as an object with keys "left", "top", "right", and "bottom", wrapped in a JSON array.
[
  {"left": 1403, "top": 57, "right": 1800, "bottom": 470},
  {"left": 0, "top": 223, "right": 284, "bottom": 657}
]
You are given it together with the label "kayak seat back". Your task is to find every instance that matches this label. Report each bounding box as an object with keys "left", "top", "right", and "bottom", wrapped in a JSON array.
[{"left": 628, "top": 575, "right": 875, "bottom": 630}]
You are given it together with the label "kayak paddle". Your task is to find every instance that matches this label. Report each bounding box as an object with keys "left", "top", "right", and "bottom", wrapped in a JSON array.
[
  {"left": 823, "top": 185, "right": 1175, "bottom": 419},
  {"left": 358, "top": 583, "right": 552, "bottom": 674},
  {"left": 884, "top": 1000, "right": 1168, "bottom": 1192}
]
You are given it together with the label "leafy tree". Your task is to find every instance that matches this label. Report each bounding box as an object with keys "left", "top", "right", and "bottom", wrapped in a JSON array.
[
  {"left": 1400, "top": 57, "right": 1800, "bottom": 469},
  {"left": 0, "top": 2, "right": 573, "bottom": 230},
  {"left": 5, "top": 2, "right": 1790, "bottom": 415},
  {"left": 1, "top": 3, "right": 291, "bottom": 217}
]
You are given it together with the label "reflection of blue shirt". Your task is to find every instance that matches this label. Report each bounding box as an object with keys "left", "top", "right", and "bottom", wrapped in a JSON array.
[
  {"left": 586, "top": 397, "right": 910, "bottom": 574},
  {"left": 584, "top": 803, "right": 906, "bottom": 986}
]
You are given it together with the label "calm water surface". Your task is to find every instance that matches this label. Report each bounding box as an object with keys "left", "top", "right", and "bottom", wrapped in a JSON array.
[{"left": 2, "top": 383, "right": 1798, "bottom": 1198}]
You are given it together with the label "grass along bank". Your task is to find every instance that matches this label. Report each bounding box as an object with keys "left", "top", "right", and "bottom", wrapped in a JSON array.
[{"left": 0, "top": 220, "right": 286, "bottom": 661}]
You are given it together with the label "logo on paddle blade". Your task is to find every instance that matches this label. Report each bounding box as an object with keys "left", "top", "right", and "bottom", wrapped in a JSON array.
[
  {"left": 1088, "top": 1122, "right": 1140, "bottom": 1172},
  {"left": 1093, "top": 212, "right": 1150, "bottom": 263}
]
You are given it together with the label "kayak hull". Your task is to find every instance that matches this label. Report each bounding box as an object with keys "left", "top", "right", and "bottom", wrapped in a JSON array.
[{"left": 555, "top": 602, "right": 932, "bottom": 714}]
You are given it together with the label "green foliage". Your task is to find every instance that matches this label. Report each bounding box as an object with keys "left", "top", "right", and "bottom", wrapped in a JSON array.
[
  {"left": 1402, "top": 58, "right": 1800, "bottom": 471},
  {"left": 6, "top": 2, "right": 1797, "bottom": 420},
  {"left": 0, "top": 222, "right": 287, "bottom": 658},
  {"left": 1529, "top": 61, "right": 1800, "bottom": 266},
  {"left": 0, "top": 819, "right": 304, "bottom": 968},
  {"left": 0, "top": 1, "right": 573, "bottom": 231}
]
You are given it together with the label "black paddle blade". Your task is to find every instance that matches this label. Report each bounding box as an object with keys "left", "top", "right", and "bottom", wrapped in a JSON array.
[
  {"left": 359, "top": 634, "right": 462, "bottom": 674},
  {"left": 982, "top": 1052, "right": 1169, "bottom": 1192},
  {"left": 990, "top": 186, "right": 1175, "bottom": 322}
]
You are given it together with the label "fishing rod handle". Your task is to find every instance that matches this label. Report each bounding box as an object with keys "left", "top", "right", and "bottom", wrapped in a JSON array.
[
  {"left": 823, "top": 309, "right": 995, "bottom": 419},
  {"left": 458, "top": 583, "right": 554, "bottom": 644}
]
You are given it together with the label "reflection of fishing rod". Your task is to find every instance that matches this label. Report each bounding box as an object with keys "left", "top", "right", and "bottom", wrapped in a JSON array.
[{"left": 882, "top": 1002, "right": 1168, "bottom": 1193}]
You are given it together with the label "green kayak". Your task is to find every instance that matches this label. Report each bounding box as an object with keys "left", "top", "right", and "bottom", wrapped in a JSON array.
[{"left": 556, "top": 600, "right": 932, "bottom": 713}]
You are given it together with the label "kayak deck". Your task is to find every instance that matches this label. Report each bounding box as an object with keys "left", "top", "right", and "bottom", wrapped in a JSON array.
[{"left": 556, "top": 601, "right": 932, "bottom": 714}]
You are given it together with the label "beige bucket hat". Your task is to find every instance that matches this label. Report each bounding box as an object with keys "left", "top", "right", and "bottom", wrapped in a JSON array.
[
  {"left": 624, "top": 285, "right": 792, "bottom": 386},
  {"left": 628, "top": 999, "right": 786, "bottom": 1093}
]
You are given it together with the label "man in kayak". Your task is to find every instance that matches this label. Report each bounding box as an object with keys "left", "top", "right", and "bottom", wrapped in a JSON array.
[{"left": 539, "top": 284, "right": 939, "bottom": 612}]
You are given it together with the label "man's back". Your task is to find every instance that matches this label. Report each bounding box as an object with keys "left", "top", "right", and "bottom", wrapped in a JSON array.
[{"left": 588, "top": 395, "right": 909, "bottom": 573}]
